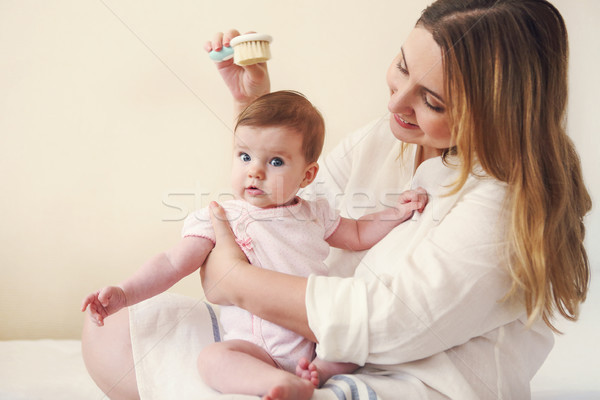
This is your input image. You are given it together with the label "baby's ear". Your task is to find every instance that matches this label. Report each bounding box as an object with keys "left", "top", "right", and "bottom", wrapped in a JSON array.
[{"left": 300, "top": 162, "right": 319, "bottom": 188}]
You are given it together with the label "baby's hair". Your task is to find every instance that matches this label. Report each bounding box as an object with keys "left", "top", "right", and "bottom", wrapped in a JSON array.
[{"left": 235, "top": 90, "right": 325, "bottom": 163}]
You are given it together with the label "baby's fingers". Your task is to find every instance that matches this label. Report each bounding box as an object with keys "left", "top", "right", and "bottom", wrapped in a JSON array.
[
  {"left": 416, "top": 194, "right": 428, "bottom": 211},
  {"left": 399, "top": 188, "right": 429, "bottom": 209},
  {"left": 406, "top": 200, "right": 424, "bottom": 212},
  {"left": 405, "top": 196, "right": 427, "bottom": 214},
  {"left": 97, "top": 289, "right": 110, "bottom": 307},
  {"left": 80, "top": 292, "right": 97, "bottom": 312},
  {"left": 87, "top": 300, "right": 106, "bottom": 326},
  {"left": 399, "top": 190, "right": 422, "bottom": 203}
]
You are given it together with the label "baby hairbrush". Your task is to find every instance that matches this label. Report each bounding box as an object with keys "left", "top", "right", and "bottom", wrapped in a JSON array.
[
  {"left": 230, "top": 33, "right": 272, "bottom": 66},
  {"left": 209, "top": 33, "right": 273, "bottom": 66},
  {"left": 208, "top": 45, "right": 234, "bottom": 62}
]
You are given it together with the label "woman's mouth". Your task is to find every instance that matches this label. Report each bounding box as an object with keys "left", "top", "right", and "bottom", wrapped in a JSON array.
[{"left": 393, "top": 113, "right": 419, "bottom": 129}]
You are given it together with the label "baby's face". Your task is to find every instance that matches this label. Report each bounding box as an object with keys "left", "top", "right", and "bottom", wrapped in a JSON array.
[{"left": 231, "top": 125, "right": 313, "bottom": 208}]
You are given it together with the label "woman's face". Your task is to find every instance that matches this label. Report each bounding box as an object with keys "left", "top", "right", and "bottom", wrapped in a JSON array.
[{"left": 387, "top": 27, "right": 452, "bottom": 157}]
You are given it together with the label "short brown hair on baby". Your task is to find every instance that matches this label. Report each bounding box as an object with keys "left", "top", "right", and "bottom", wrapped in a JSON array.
[{"left": 235, "top": 91, "right": 325, "bottom": 164}]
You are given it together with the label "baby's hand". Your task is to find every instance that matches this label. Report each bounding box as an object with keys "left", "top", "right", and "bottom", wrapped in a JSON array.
[
  {"left": 394, "top": 187, "right": 428, "bottom": 221},
  {"left": 81, "top": 286, "right": 127, "bottom": 326}
]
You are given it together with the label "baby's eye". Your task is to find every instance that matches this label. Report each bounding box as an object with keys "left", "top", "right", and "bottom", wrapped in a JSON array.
[
  {"left": 239, "top": 153, "right": 251, "bottom": 162},
  {"left": 270, "top": 157, "right": 284, "bottom": 167}
]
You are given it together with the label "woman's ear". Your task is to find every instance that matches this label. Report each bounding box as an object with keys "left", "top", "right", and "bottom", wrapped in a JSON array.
[{"left": 300, "top": 162, "right": 319, "bottom": 188}]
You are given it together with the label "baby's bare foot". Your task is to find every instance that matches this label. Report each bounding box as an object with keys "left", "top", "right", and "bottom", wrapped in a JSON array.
[
  {"left": 262, "top": 374, "right": 314, "bottom": 400},
  {"left": 295, "top": 357, "right": 320, "bottom": 387}
]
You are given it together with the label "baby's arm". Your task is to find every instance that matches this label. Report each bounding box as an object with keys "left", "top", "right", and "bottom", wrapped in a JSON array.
[
  {"left": 326, "top": 188, "right": 428, "bottom": 251},
  {"left": 81, "top": 236, "right": 213, "bottom": 326}
]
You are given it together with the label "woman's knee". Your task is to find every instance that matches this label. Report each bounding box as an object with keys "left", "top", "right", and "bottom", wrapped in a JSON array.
[{"left": 81, "top": 308, "right": 140, "bottom": 400}]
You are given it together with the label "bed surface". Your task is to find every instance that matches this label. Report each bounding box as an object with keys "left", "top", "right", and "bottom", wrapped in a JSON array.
[
  {"left": 1, "top": 336, "right": 598, "bottom": 399},
  {"left": 1, "top": 276, "right": 598, "bottom": 399},
  {"left": 0, "top": 339, "right": 103, "bottom": 399}
]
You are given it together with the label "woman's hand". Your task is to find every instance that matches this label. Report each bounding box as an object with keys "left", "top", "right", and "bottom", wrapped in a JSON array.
[
  {"left": 200, "top": 202, "right": 250, "bottom": 305},
  {"left": 204, "top": 30, "right": 271, "bottom": 114},
  {"left": 201, "top": 202, "right": 315, "bottom": 341}
]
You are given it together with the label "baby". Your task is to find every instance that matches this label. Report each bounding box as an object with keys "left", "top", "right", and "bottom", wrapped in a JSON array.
[{"left": 82, "top": 90, "right": 427, "bottom": 400}]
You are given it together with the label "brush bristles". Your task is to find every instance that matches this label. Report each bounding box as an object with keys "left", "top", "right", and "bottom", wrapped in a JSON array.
[{"left": 233, "top": 41, "right": 271, "bottom": 66}]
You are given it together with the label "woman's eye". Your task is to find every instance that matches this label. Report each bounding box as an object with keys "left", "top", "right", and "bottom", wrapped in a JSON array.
[
  {"left": 396, "top": 60, "right": 408, "bottom": 75},
  {"left": 423, "top": 93, "right": 445, "bottom": 113},
  {"left": 270, "top": 157, "right": 284, "bottom": 167},
  {"left": 240, "top": 153, "right": 251, "bottom": 162},
  {"left": 396, "top": 51, "right": 408, "bottom": 75}
]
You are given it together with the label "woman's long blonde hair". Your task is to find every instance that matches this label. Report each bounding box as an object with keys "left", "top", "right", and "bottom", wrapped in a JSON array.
[{"left": 419, "top": 0, "right": 592, "bottom": 330}]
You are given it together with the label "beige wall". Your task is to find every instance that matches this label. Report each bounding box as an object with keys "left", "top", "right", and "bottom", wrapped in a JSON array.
[{"left": 1, "top": 1, "right": 598, "bottom": 339}]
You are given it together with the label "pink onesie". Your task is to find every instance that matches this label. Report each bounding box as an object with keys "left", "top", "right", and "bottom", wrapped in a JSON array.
[{"left": 182, "top": 197, "right": 341, "bottom": 372}]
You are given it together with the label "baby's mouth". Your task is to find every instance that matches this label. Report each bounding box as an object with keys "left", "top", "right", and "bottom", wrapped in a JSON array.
[{"left": 245, "top": 186, "right": 265, "bottom": 195}]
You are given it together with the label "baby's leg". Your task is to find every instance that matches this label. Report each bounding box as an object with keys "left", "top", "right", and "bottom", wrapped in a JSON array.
[
  {"left": 198, "top": 339, "right": 313, "bottom": 400},
  {"left": 296, "top": 356, "right": 358, "bottom": 388}
]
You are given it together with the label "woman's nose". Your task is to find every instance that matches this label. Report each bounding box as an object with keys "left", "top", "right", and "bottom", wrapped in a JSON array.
[{"left": 388, "top": 86, "right": 413, "bottom": 115}]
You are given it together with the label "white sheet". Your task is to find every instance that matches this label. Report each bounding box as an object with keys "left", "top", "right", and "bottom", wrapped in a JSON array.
[
  {"left": 1, "top": 336, "right": 599, "bottom": 399},
  {"left": 1, "top": 274, "right": 598, "bottom": 400},
  {"left": 0, "top": 337, "right": 381, "bottom": 400},
  {"left": 0, "top": 339, "right": 103, "bottom": 399}
]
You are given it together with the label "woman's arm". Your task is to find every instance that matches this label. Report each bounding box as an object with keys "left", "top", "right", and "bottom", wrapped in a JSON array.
[{"left": 201, "top": 202, "right": 317, "bottom": 342}]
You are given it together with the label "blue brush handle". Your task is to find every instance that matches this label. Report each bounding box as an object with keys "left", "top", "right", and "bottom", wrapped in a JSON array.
[{"left": 209, "top": 46, "right": 234, "bottom": 62}]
